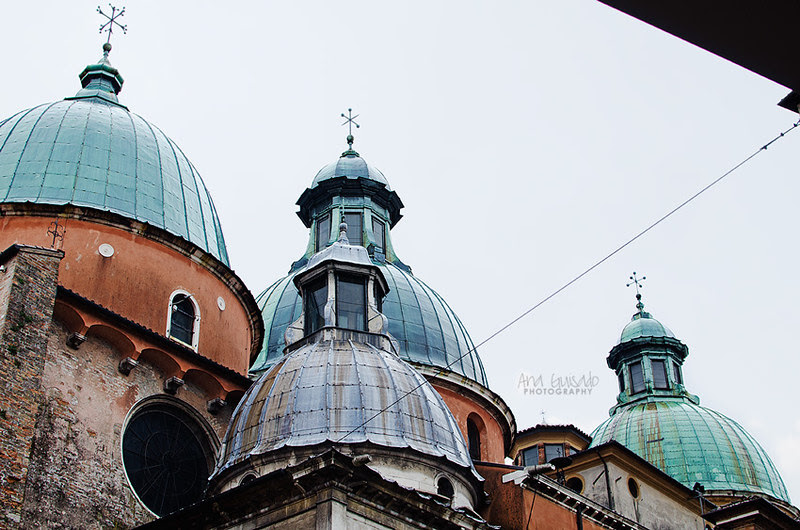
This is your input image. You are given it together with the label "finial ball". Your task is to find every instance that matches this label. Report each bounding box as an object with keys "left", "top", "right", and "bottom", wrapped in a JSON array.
[{"left": 103, "top": 42, "right": 112, "bottom": 52}]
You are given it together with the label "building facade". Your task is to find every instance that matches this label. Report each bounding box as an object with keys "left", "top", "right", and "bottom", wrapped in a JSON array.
[{"left": 0, "top": 35, "right": 797, "bottom": 530}]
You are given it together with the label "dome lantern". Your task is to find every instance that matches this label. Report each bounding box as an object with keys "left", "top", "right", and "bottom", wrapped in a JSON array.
[
  {"left": 280, "top": 213, "right": 392, "bottom": 350},
  {"left": 607, "top": 286, "right": 692, "bottom": 409}
]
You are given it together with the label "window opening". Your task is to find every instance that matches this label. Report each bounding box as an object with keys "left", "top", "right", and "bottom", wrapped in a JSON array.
[
  {"left": 544, "top": 443, "right": 564, "bottom": 463},
  {"left": 672, "top": 362, "right": 683, "bottom": 385},
  {"left": 629, "top": 362, "right": 645, "bottom": 394},
  {"left": 122, "top": 402, "right": 214, "bottom": 516},
  {"left": 372, "top": 218, "right": 385, "bottom": 251},
  {"left": 169, "top": 293, "right": 196, "bottom": 346},
  {"left": 522, "top": 446, "right": 539, "bottom": 466},
  {"left": 344, "top": 212, "right": 362, "bottom": 247},
  {"left": 437, "top": 477, "right": 455, "bottom": 499},
  {"left": 315, "top": 213, "right": 331, "bottom": 251},
  {"left": 304, "top": 277, "right": 328, "bottom": 335},
  {"left": 566, "top": 477, "right": 584, "bottom": 494},
  {"left": 336, "top": 275, "right": 366, "bottom": 331},
  {"left": 628, "top": 478, "right": 640, "bottom": 498},
  {"left": 652, "top": 359, "right": 669, "bottom": 389},
  {"left": 467, "top": 418, "right": 481, "bottom": 460}
]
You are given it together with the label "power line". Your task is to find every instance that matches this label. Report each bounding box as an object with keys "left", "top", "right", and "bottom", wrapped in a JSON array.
[{"left": 335, "top": 118, "right": 800, "bottom": 444}]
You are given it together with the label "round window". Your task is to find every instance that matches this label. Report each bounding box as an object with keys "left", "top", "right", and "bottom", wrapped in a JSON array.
[
  {"left": 122, "top": 402, "right": 214, "bottom": 516},
  {"left": 566, "top": 476, "right": 584, "bottom": 494},
  {"left": 628, "top": 477, "right": 640, "bottom": 498}
]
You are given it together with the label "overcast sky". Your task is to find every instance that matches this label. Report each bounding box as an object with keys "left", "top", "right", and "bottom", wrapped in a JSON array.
[{"left": 3, "top": 1, "right": 799, "bottom": 503}]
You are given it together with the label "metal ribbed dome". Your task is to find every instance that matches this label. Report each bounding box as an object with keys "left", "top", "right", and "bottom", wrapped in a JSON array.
[
  {"left": 217, "top": 338, "right": 474, "bottom": 474},
  {"left": 311, "top": 152, "right": 391, "bottom": 190},
  {"left": 619, "top": 312, "right": 676, "bottom": 344},
  {"left": 0, "top": 54, "right": 229, "bottom": 265},
  {"left": 590, "top": 400, "right": 791, "bottom": 503},
  {"left": 252, "top": 261, "right": 488, "bottom": 386}
]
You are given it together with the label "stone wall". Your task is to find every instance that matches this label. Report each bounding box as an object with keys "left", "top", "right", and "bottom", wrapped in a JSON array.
[
  {"left": 0, "top": 245, "right": 63, "bottom": 528},
  {"left": 19, "top": 321, "right": 233, "bottom": 529}
]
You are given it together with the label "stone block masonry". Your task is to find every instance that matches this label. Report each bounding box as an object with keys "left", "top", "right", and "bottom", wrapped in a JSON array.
[{"left": 0, "top": 245, "right": 63, "bottom": 528}]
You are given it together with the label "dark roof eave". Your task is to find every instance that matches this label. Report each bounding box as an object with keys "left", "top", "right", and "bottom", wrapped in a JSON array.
[
  {"left": 296, "top": 177, "right": 404, "bottom": 228},
  {"left": 57, "top": 286, "right": 252, "bottom": 389}
]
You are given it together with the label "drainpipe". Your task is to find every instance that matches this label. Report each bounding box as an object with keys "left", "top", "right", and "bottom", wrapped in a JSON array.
[{"left": 597, "top": 453, "right": 615, "bottom": 511}]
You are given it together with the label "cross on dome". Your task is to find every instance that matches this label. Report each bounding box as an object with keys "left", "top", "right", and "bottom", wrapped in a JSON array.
[
  {"left": 626, "top": 271, "right": 647, "bottom": 312},
  {"left": 97, "top": 3, "right": 127, "bottom": 50},
  {"left": 341, "top": 108, "right": 360, "bottom": 152}
]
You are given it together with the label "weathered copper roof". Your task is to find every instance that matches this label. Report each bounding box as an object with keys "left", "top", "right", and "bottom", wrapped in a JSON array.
[
  {"left": 0, "top": 49, "right": 229, "bottom": 264},
  {"left": 217, "top": 338, "right": 474, "bottom": 474},
  {"left": 253, "top": 261, "right": 488, "bottom": 386},
  {"left": 590, "top": 399, "right": 791, "bottom": 503}
]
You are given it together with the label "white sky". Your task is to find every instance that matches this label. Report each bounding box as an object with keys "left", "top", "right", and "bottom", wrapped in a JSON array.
[{"left": 3, "top": 0, "right": 799, "bottom": 504}]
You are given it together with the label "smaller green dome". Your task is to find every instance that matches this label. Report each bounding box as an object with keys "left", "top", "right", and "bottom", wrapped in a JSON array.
[
  {"left": 619, "top": 312, "right": 676, "bottom": 343},
  {"left": 311, "top": 151, "right": 391, "bottom": 190},
  {"left": 590, "top": 400, "right": 791, "bottom": 503}
]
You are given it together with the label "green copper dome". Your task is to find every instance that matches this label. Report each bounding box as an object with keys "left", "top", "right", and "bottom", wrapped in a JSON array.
[
  {"left": 590, "top": 400, "right": 790, "bottom": 503},
  {"left": 311, "top": 151, "right": 391, "bottom": 191},
  {"left": 252, "top": 146, "right": 488, "bottom": 387},
  {"left": 0, "top": 48, "right": 229, "bottom": 265},
  {"left": 618, "top": 312, "right": 675, "bottom": 343},
  {"left": 591, "top": 292, "right": 791, "bottom": 504},
  {"left": 252, "top": 262, "right": 487, "bottom": 386}
]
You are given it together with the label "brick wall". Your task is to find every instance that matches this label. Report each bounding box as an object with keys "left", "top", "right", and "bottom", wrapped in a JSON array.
[
  {"left": 0, "top": 245, "right": 64, "bottom": 528},
  {"left": 20, "top": 322, "right": 232, "bottom": 529}
]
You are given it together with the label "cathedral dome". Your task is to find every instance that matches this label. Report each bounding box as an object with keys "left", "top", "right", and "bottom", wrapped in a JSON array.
[
  {"left": 0, "top": 49, "right": 229, "bottom": 265},
  {"left": 217, "top": 338, "right": 474, "bottom": 474},
  {"left": 592, "top": 290, "right": 792, "bottom": 507},
  {"left": 590, "top": 400, "right": 791, "bottom": 503},
  {"left": 252, "top": 262, "right": 488, "bottom": 386}
]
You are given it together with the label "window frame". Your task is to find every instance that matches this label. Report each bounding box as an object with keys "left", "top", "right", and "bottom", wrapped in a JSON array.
[
  {"left": 121, "top": 396, "right": 218, "bottom": 517},
  {"left": 335, "top": 273, "right": 368, "bottom": 331},
  {"left": 343, "top": 211, "right": 363, "bottom": 247},
  {"left": 315, "top": 212, "right": 331, "bottom": 252},
  {"left": 652, "top": 359, "right": 669, "bottom": 390},
  {"left": 629, "top": 361, "right": 645, "bottom": 394},
  {"left": 544, "top": 443, "right": 565, "bottom": 463},
  {"left": 166, "top": 290, "right": 200, "bottom": 350},
  {"left": 372, "top": 217, "right": 386, "bottom": 252},
  {"left": 672, "top": 362, "right": 683, "bottom": 385},
  {"left": 304, "top": 276, "right": 329, "bottom": 335}
]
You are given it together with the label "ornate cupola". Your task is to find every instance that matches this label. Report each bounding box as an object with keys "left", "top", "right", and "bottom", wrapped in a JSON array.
[
  {"left": 606, "top": 275, "right": 696, "bottom": 412},
  {"left": 213, "top": 217, "right": 484, "bottom": 511},
  {"left": 282, "top": 215, "right": 392, "bottom": 349},
  {"left": 253, "top": 115, "right": 514, "bottom": 467}
]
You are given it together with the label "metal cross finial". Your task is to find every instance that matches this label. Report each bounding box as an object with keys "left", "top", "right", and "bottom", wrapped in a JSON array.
[
  {"left": 626, "top": 271, "right": 646, "bottom": 296},
  {"left": 97, "top": 4, "right": 127, "bottom": 46},
  {"left": 47, "top": 219, "right": 66, "bottom": 249},
  {"left": 341, "top": 108, "right": 360, "bottom": 150},
  {"left": 540, "top": 409, "right": 547, "bottom": 425}
]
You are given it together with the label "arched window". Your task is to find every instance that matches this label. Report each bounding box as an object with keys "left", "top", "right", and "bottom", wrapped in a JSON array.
[
  {"left": 122, "top": 399, "right": 216, "bottom": 516},
  {"left": 167, "top": 291, "right": 200, "bottom": 349},
  {"left": 467, "top": 417, "right": 481, "bottom": 461},
  {"left": 437, "top": 476, "right": 454, "bottom": 500}
]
